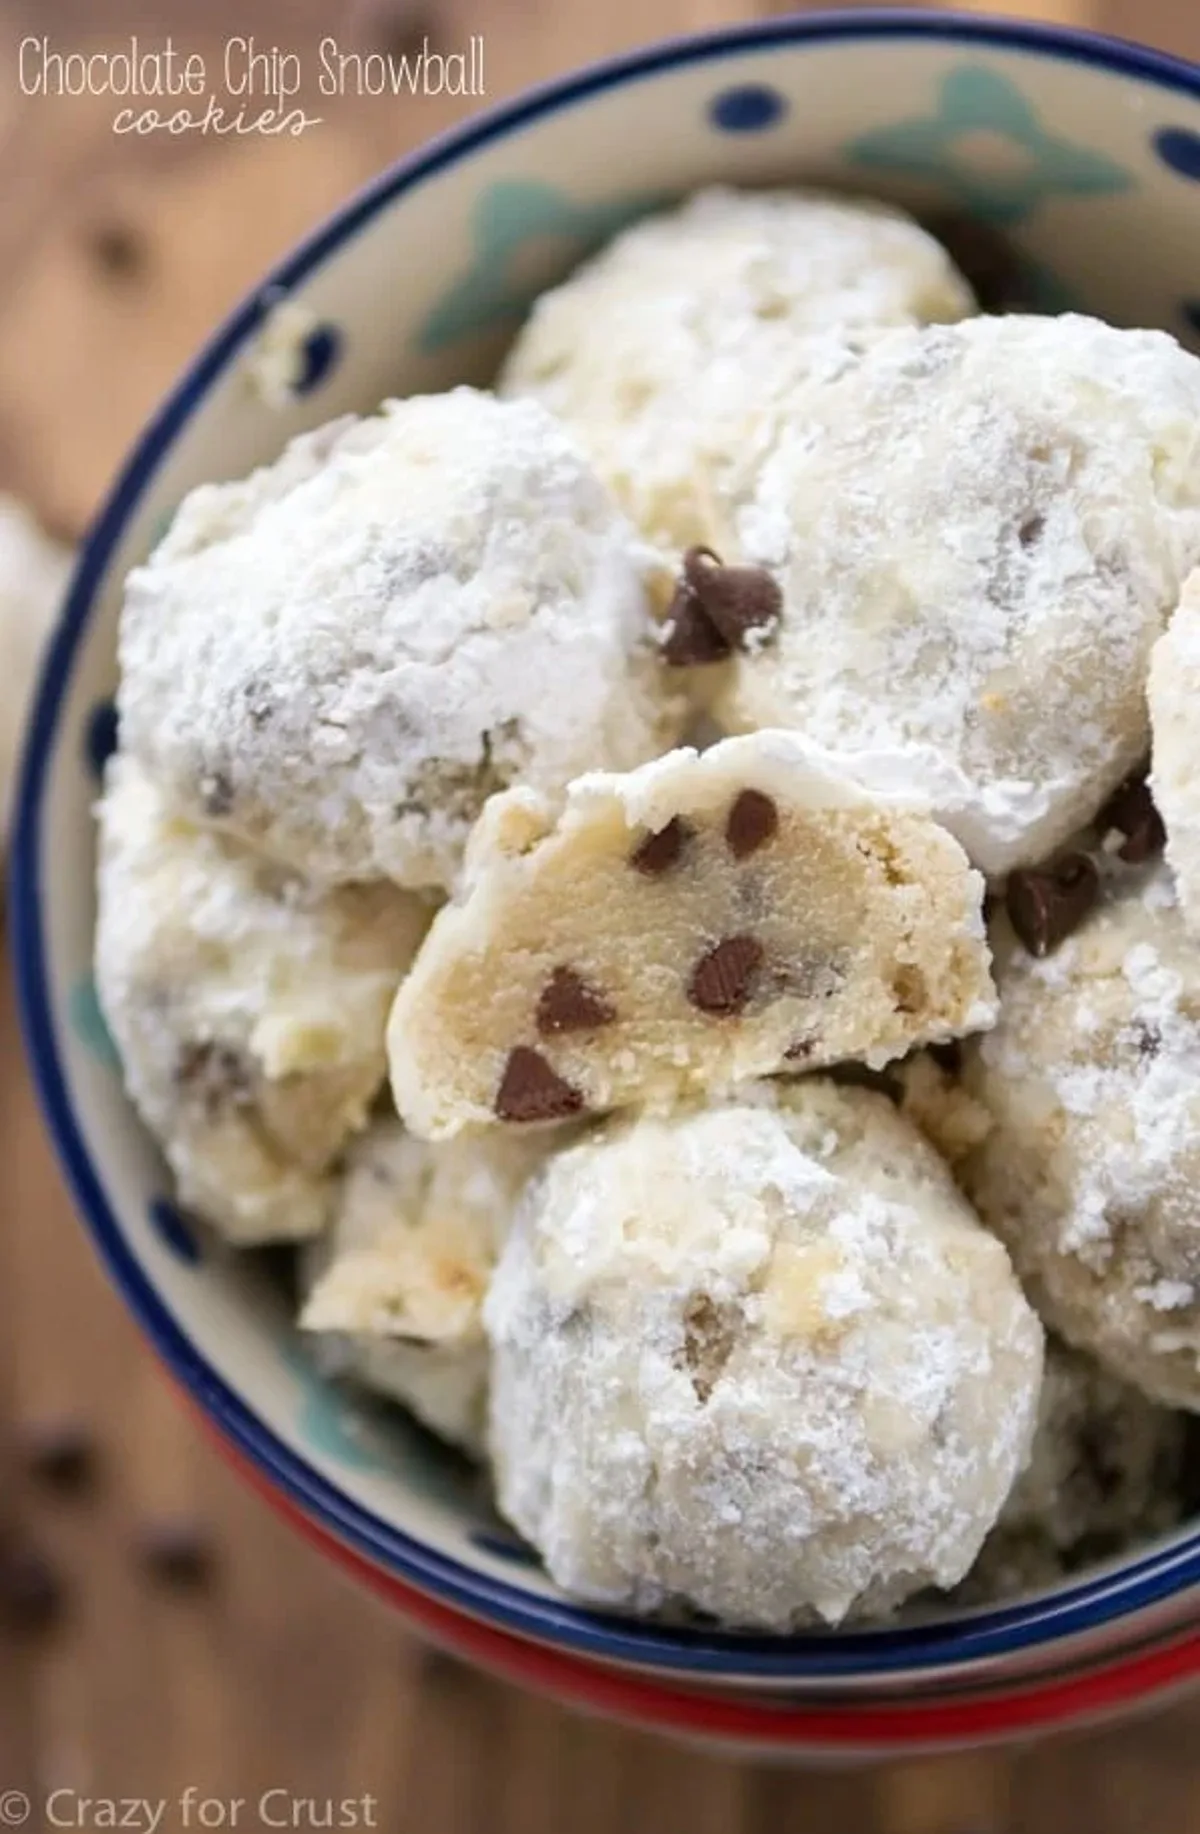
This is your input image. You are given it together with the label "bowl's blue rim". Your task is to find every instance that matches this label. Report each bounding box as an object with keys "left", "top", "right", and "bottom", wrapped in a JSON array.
[{"left": 13, "top": 7, "right": 1200, "bottom": 1683}]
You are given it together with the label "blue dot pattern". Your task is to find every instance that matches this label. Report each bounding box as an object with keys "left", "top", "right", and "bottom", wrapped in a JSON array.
[
  {"left": 709, "top": 84, "right": 787, "bottom": 134},
  {"left": 1154, "top": 128, "right": 1200, "bottom": 181},
  {"left": 294, "top": 323, "right": 342, "bottom": 394},
  {"left": 148, "top": 1197, "right": 202, "bottom": 1266},
  {"left": 84, "top": 699, "right": 119, "bottom": 782}
]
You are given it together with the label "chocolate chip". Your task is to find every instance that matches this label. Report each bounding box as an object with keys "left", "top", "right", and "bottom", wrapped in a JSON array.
[
  {"left": 87, "top": 220, "right": 146, "bottom": 281},
  {"left": 1019, "top": 513, "right": 1046, "bottom": 548},
  {"left": 536, "top": 967, "right": 617, "bottom": 1035},
  {"left": 783, "top": 1036, "right": 815, "bottom": 1062},
  {"left": 660, "top": 591, "right": 733, "bottom": 666},
  {"left": 136, "top": 1516, "right": 216, "bottom": 1589},
  {"left": 1006, "top": 853, "right": 1099, "bottom": 957},
  {"left": 660, "top": 546, "right": 782, "bottom": 666},
  {"left": 494, "top": 1048, "right": 585, "bottom": 1123},
  {"left": 687, "top": 935, "right": 764, "bottom": 1016},
  {"left": 1, "top": 1546, "right": 65, "bottom": 1634},
  {"left": 21, "top": 1417, "right": 97, "bottom": 1493},
  {"left": 725, "top": 789, "right": 778, "bottom": 860},
  {"left": 685, "top": 546, "right": 782, "bottom": 651},
  {"left": 630, "top": 816, "right": 692, "bottom": 876},
  {"left": 348, "top": 0, "right": 435, "bottom": 59},
  {"left": 200, "top": 770, "right": 234, "bottom": 817},
  {"left": 1098, "top": 769, "right": 1165, "bottom": 865}
]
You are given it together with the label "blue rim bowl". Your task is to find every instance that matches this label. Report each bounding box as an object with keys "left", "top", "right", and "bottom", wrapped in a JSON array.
[{"left": 13, "top": 9, "right": 1200, "bottom": 1689}]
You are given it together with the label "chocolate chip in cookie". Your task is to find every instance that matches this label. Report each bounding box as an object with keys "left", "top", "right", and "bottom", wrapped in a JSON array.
[
  {"left": 630, "top": 816, "right": 693, "bottom": 876},
  {"left": 536, "top": 968, "right": 617, "bottom": 1036},
  {"left": 726, "top": 789, "right": 778, "bottom": 860},
  {"left": 495, "top": 1048, "right": 585, "bottom": 1122},
  {"left": 1006, "top": 853, "right": 1099, "bottom": 957},
  {"left": 661, "top": 547, "right": 782, "bottom": 666},
  {"left": 1098, "top": 768, "right": 1165, "bottom": 865},
  {"left": 687, "top": 935, "right": 764, "bottom": 1016}
]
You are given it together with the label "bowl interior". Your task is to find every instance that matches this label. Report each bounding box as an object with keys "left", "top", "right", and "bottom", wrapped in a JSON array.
[{"left": 15, "top": 11, "right": 1200, "bottom": 1683}]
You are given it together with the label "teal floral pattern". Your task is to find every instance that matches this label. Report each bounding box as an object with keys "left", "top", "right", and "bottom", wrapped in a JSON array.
[
  {"left": 848, "top": 66, "right": 1133, "bottom": 226},
  {"left": 69, "top": 974, "right": 121, "bottom": 1071},
  {"left": 287, "top": 1340, "right": 390, "bottom": 1476},
  {"left": 418, "top": 179, "right": 667, "bottom": 352}
]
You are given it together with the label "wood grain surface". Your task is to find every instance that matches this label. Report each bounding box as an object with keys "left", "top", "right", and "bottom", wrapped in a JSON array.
[{"left": 3, "top": 0, "right": 1200, "bottom": 1828}]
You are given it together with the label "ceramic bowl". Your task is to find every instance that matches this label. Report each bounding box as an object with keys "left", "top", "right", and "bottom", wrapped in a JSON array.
[{"left": 14, "top": 8, "right": 1200, "bottom": 1723}]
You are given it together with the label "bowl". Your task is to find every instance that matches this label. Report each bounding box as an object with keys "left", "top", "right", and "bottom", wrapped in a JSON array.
[{"left": 14, "top": 7, "right": 1200, "bottom": 1729}]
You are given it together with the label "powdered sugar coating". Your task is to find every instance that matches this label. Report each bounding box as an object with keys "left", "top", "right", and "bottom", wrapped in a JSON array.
[
  {"left": 1150, "top": 568, "right": 1200, "bottom": 932},
  {"left": 954, "top": 1340, "right": 1187, "bottom": 1603},
  {"left": 300, "top": 1119, "right": 550, "bottom": 1452},
  {"left": 95, "top": 755, "right": 429, "bottom": 1244},
  {"left": 499, "top": 187, "right": 974, "bottom": 558},
  {"left": 485, "top": 1082, "right": 1041, "bottom": 1628},
  {"left": 723, "top": 315, "right": 1200, "bottom": 877},
  {"left": 961, "top": 869, "right": 1200, "bottom": 1408},
  {"left": 117, "top": 389, "right": 681, "bottom": 891}
]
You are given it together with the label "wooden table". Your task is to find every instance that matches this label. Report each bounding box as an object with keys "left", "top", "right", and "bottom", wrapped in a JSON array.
[{"left": 3, "top": 0, "right": 1200, "bottom": 1827}]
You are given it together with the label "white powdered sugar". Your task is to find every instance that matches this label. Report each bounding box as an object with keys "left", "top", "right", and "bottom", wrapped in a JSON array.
[
  {"left": 117, "top": 388, "right": 681, "bottom": 891},
  {"left": 95, "top": 754, "right": 429, "bottom": 1244},
  {"left": 499, "top": 186, "right": 975, "bottom": 558},
  {"left": 951, "top": 1339, "right": 1187, "bottom": 1603},
  {"left": 721, "top": 315, "right": 1200, "bottom": 877},
  {"left": 299, "top": 1119, "right": 550, "bottom": 1453},
  {"left": 485, "top": 1082, "right": 1041, "bottom": 1629},
  {"left": 963, "top": 868, "right": 1200, "bottom": 1406},
  {"left": 1150, "top": 566, "right": 1200, "bottom": 932}
]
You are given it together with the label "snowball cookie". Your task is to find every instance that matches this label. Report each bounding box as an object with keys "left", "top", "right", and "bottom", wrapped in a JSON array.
[
  {"left": 959, "top": 867, "right": 1200, "bottom": 1409},
  {"left": 499, "top": 187, "right": 975, "bottom": 557},
  {"left": 116, "top": 390, "right": 682, "bottom": 891},
  {"left": 957, "top": 1340, "right": 1188, "bottom": 1603},
  {"left": 388, "top": 732, "right": 995, "bottom": 1141},
  {"left": 0, "top": 495, "right": 71, "bottom": 841},
  {"left": 300, "top": 1119, "right": 551, "bottom": 1452},
  {"left": 95, "top": 755, "right": 429, "bottom": 1244},
  {"left": 485, "top": 1083, "right": 1042, "bottom": 1628},
  {"left": 720, "top": 315, "right": 1200, "bottom": 878},
  {"left": 1150, "top": 568, "right": 1200, "bottom": 932}
]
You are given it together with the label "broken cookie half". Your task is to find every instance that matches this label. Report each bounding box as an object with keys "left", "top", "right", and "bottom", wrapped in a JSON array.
[{"left": 387, "top": 732, "right": 996, "bottom": 1139}]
